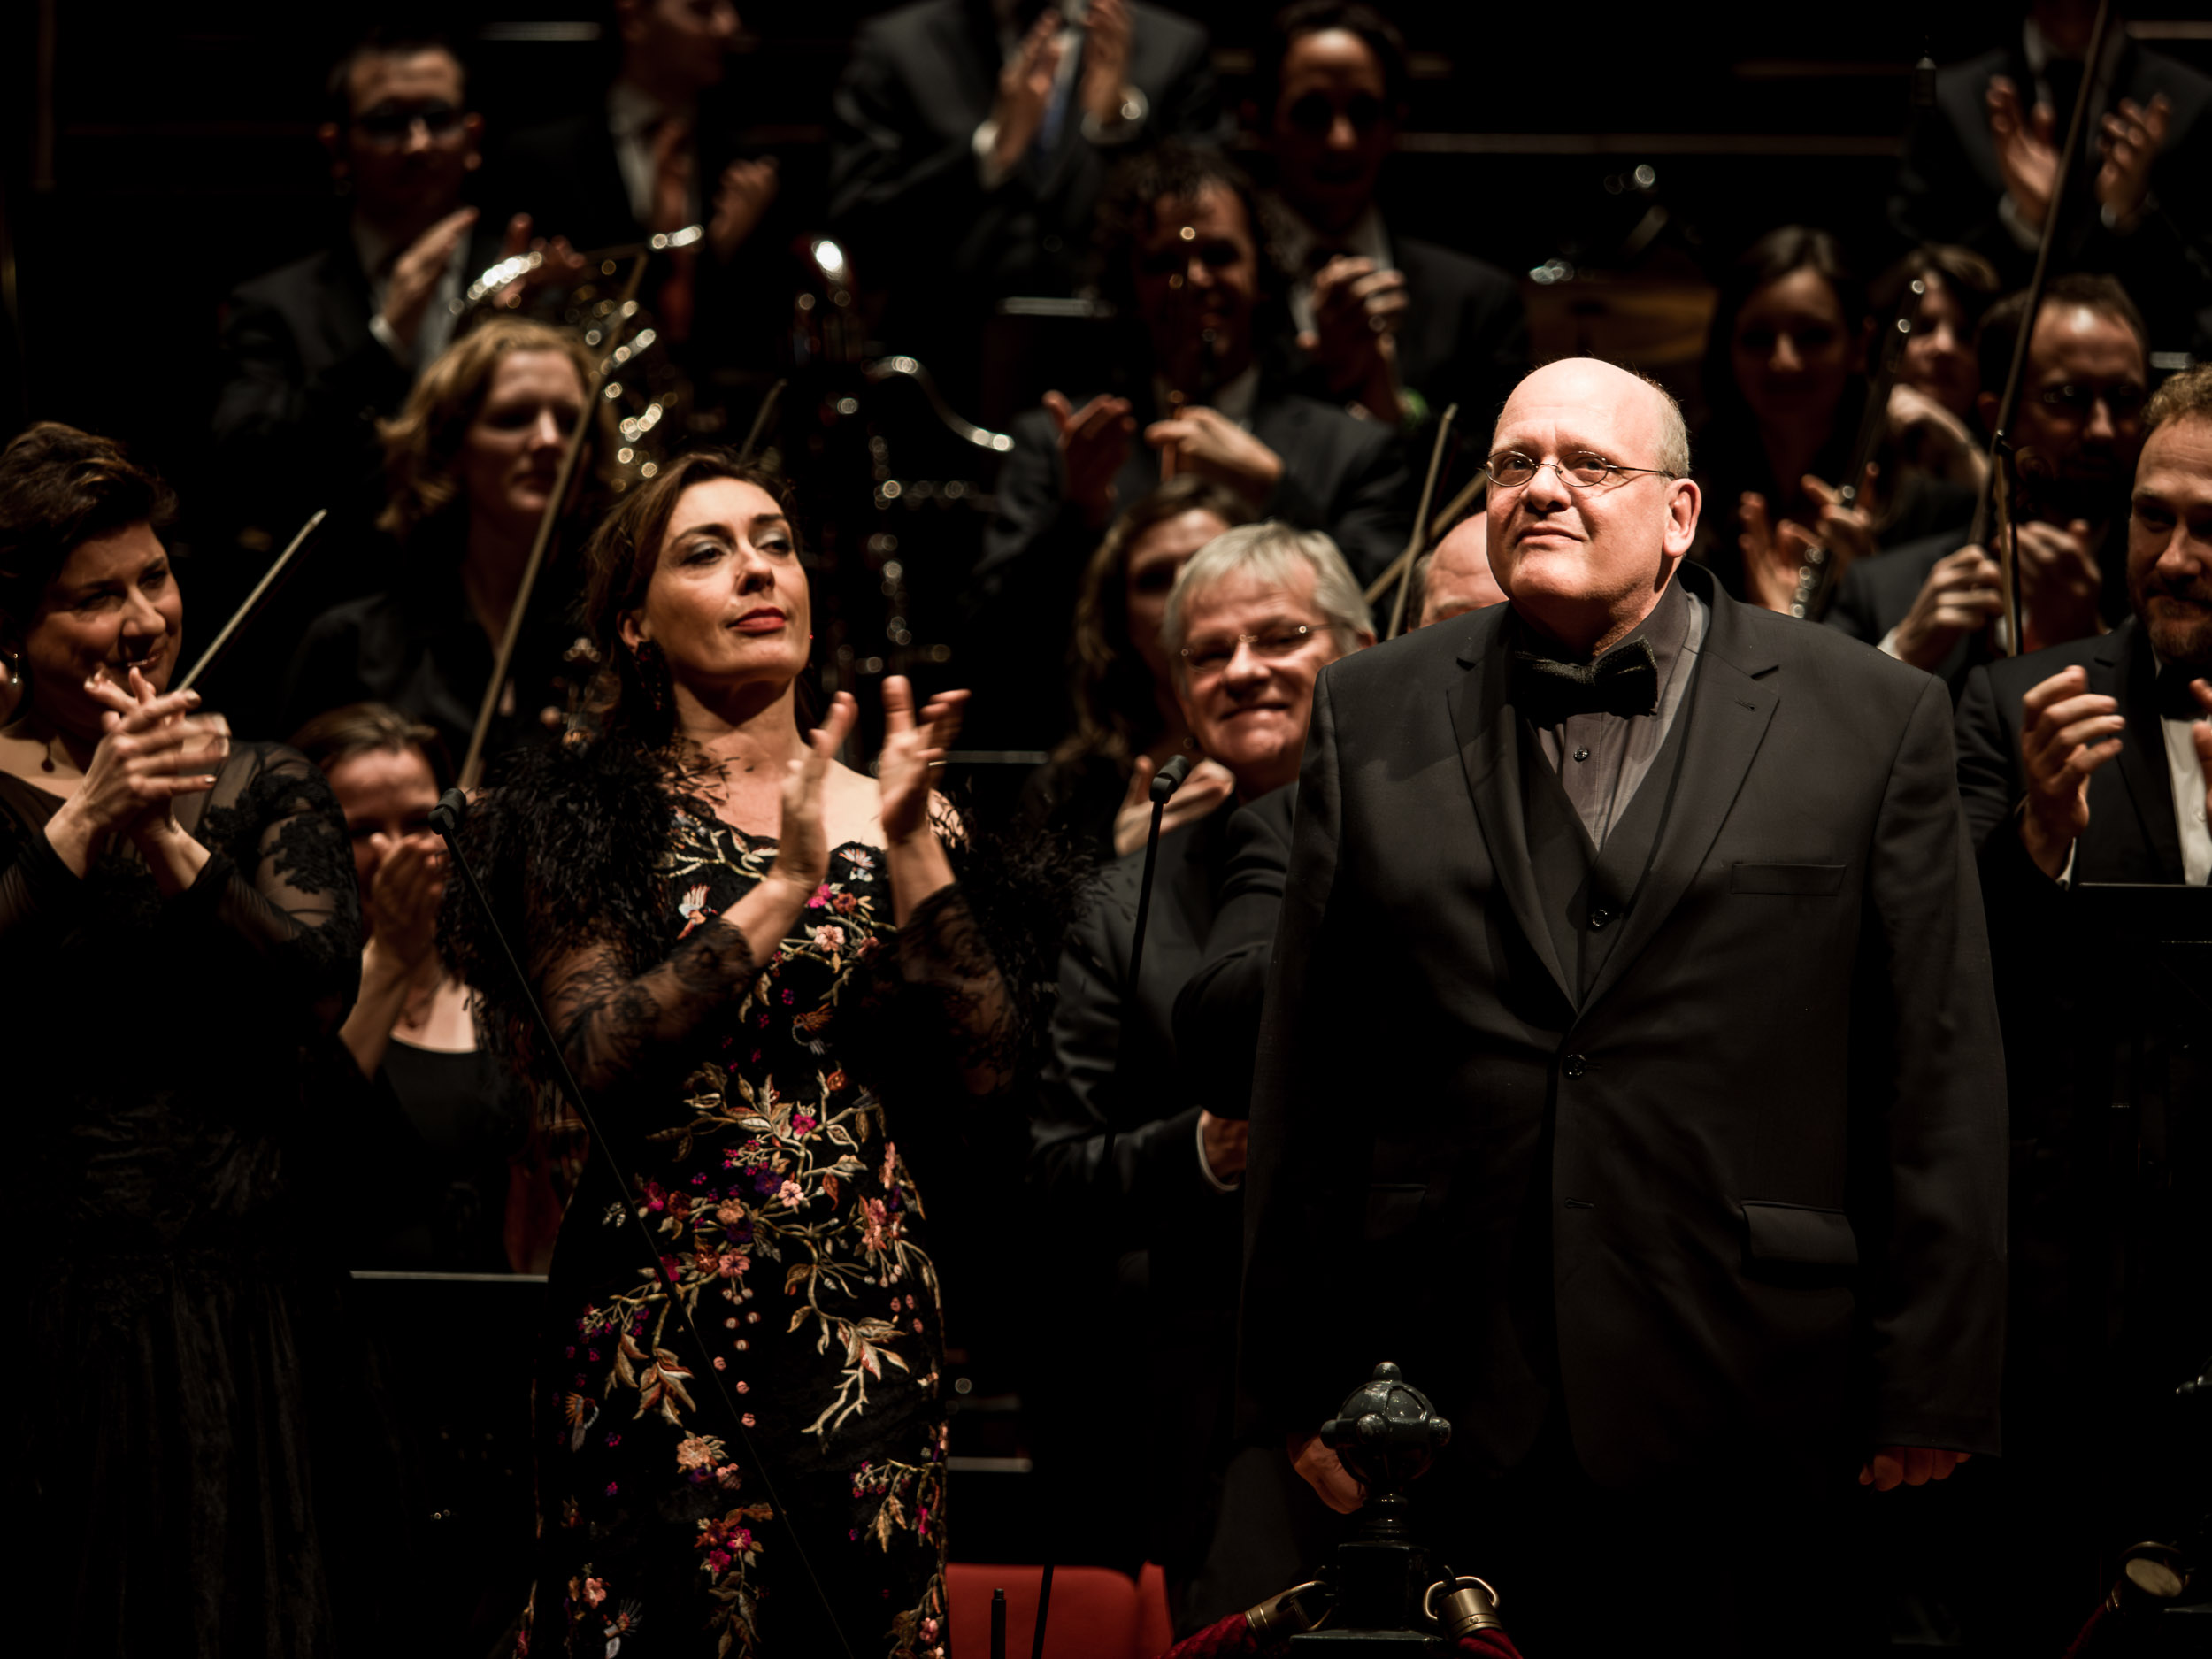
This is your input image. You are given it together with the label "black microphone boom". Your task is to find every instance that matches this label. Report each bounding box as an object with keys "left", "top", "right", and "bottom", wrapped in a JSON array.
[{"left": 1150, "top": 752, "right": 1194, "bottom": 803}]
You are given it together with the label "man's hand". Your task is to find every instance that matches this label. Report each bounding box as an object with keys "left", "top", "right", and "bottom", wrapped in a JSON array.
[
  {"left": 382, "top": 207, "right": 478, "bottom": 350},
  {"left": 1301, "top": 256, "right": 1408, "bottom": 414},
  {"left": 1113, "top": 754, "right": 1234, "bottom": 857},
  {"left": 2191, "top": 678, "right": 2212, "bottom": 827},
  {"left": 488, "top": 213, "right": 589, "bottom": 311},
  {"left": 1145, "top": 407, "right": 1284, "bottom": 505},
  {"left": 2016, "top": 518, "right": 2105, "bottom": 650},
  {"left": 1045, "top": 390, "right": 1133, "bottom": 525},
  {"left": 1802, "top": 470, "right": 1878, "bottom": 577},
  {"left": 1859, "top": 1447, "right": 1971, "bottom": 1492},
  {"left": 1893, "top": 546, "right": 2006, "bottom": 670},
  {"left": 1199, "top": 1109, "right": 1248, "bottom": 1183},
  {"left": 1079, "top": 0, "right": 1133, "bottom": 127},
  {"left": 2097, "top": 93, "right": 2171, "bottom": 228},
  {"left": 2017, "top": 664, "right": 2125, "bottom": 879},
  {"left": 1985, "top": 77, "right": 2059, "bottom": 230},
  {"left": 710, "top": 157, "right": 779, "bottom": 261},
  {"left": 1288, "top": 1433, "right": 1366, "bottom": 1514},
  {"left": 989, "top": 11, "right": 1064, "bottom": 173}
]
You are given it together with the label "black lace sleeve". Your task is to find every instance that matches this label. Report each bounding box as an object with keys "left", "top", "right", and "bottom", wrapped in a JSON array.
[
  {"left": 181, "top": 742, "right": 362, "bottom": 1039},
  {"left": 888, "top": 882, "right": 1018, "bottom": 1094},
  {"left": 536, "top": 917, "right": 766, "bottom": 1096}
]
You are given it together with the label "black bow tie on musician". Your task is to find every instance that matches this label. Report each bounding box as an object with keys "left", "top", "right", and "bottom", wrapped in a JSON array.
[{"left": 1511, "top": 636, "right": 1661, "bottom": 723}]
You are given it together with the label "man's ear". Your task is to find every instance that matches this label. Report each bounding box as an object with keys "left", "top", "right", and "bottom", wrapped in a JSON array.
[{"left": 1663, "top": 476, "right": 1701, "bottom": 557}]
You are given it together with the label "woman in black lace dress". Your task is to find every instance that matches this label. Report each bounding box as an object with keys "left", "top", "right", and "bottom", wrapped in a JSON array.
[
  {"left": 448, "top": 451, "right": 1011, "bottom": 1659},
  {"left": 0, "top": 424, "right": 366, "bottom": 1655}
]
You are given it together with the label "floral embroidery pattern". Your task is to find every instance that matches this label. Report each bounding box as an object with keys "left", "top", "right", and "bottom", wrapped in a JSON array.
[{"left": 526, "top": 817, "right": 949, "bottom": 1658}]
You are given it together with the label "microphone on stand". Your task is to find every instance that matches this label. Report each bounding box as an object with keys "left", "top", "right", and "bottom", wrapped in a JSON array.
[{"left": 1130, "top": 754, "right": 1194, "bottom": 987}]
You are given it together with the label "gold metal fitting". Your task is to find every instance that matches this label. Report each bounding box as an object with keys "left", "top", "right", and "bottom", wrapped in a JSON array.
[{"left": 1423, "top": 1574, "right": 1506, "bottom": 1637}]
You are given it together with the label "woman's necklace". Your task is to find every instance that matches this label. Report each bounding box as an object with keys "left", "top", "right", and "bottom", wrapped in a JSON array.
[{"left": 396, "top": 968, "right": 444, "bottom": 1033}]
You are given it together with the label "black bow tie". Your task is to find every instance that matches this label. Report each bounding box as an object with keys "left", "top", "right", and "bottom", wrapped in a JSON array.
[
  {"left": 1513, "top": 637, "right": 1660, "bottom": 724},
  {"left": 2154, "top": 664, "right": 2211, "bottom": 722}
]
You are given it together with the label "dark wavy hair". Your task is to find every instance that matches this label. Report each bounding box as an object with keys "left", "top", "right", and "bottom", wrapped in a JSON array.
[
  {"left": 0, "top": 422, "right": 177, "bottom": 640},
  {"left": 575, "top": 447, "right": 809, "bottom": 749},
  {"left": 289, "top": 699, "right": 454, "bottom": 790},
  {"left": 1054, "top": 475, "right": 1253, "bottom": 769}
]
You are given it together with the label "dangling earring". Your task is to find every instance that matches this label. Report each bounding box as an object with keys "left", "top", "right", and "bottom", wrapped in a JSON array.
[
  {"left": 631, "top": 639, "right": 668, "bottom": 714},
  {"left": 1, "top": 651, "right": 48, "bottom": 769}
]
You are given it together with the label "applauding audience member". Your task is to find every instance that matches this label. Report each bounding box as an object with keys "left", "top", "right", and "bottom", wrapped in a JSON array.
[
  {"left": 1024, "top": 475, "right": 1251, "bottom": 858},
  {"left": 1828, "top": 273, "right": 2147, "bottom": 696},
  {"left": 1030, "top": 522, "right": 1372, "bottom": 1630},
  {"left": 1259, "top": 2, "right": 1527, "bottom": 432},
  {"left": 969, "top": 142, "right": 1409, "bottom": 746},
  {"left": 1892, "top": 0, "right": 2212, "bottom": 359},
  {"left": 280, "top": 318, "right": 606, "bottom": 769},
  {"left": 1943, "top": 362, "right": 2211, "bottom": 1659},
  {"left": 293, "top": 703, "right": 533, "bottom": 1273},
  {"left": 829, "top": 0, "right": 1219, "bottom": 406}
]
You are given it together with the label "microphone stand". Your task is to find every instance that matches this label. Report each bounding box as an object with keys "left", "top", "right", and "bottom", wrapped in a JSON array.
[
  {"left": 1128, "top": 753, "right": 1194, "bottom": 989},
  {"left": 427, "top": 787, "right": 856, "bottom": 1659}
]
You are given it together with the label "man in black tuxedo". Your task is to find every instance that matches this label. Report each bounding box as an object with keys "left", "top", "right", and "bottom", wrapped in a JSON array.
[
  {"left": 1891, "top": 0, "right": 2212, "bottom": 358},
  {"left": 1240, "top": 357, "right": 2008, "bottom": 1655},
  {"left": 1946, "top": 365, "right": 2210, "bottom": 1653},
  {"left": 828, "top": 0, "right": 1218, "bottom": 400},
  {"left": 967, "top": 143, "right": 1409, "bottom": 749},
  {"left": 1827, "top": 273, "right": 2148, "bottom": 700},
  {"left": 213, "top": 30, "right": 508, "bottom": 557},
  {"left": 488, "top": 0, "right": 783, "bottom": 376},
  {"left": 1257, "top": 3, "right": 1528, "bottom": 434}
]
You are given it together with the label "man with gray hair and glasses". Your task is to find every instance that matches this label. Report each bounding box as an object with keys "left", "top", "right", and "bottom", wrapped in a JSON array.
[
  {"left": 1028, "top": 520, "right": 1371, "bottom": 1629},
  {"left": 1240, "top": 357, "right": 2008, "bottom": 1655}
]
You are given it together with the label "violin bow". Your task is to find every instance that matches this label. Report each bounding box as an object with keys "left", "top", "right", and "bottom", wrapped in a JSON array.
[
  {"left": 1974, "top": 0, "right": 2116, "bottom": 656},
  {"left": 457, "top": 251, "right": 653, "bottom": 790},
  {"left": 1363, "top": 403, "right": 1460, "bottom": 638},
  {"left": 176, "top": 508, "right": 329, "bottom": 695}
]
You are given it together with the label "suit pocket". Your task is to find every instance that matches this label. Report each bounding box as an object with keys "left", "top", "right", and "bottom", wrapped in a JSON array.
[
  {"left": 1730, "top": 861, "right": 1847, "bottom": 896},
  {"left": 1741, "top": 1201, "right": 1858, "bottom": 1284}
]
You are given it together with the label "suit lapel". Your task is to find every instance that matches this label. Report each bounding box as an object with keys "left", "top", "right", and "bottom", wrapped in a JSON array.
[
  {"left": 1449, "top": 618, "right": 1574, "bottom": 1005},
  {"left": 2108, "top": 622, "right": 2186, "bottom": 879},
  {"left": 1578, "top": 580, "right": 1778, "bottom": 1014}
]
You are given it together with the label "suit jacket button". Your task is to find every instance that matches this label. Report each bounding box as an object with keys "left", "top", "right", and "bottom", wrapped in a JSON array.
[
  {"left": 1588, "top": 906, "right": 1612, "bottom": 929},
  {"left": 1563, "top": 1053, "right": 1586, "bottom": 1079}
]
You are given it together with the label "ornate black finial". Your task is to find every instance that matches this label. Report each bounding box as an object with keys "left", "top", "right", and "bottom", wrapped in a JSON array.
[{"left": 1319, "top": 1359, "right": 1453, "bottom": 1502}]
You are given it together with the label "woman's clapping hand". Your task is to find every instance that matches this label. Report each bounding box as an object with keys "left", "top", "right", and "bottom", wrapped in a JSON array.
[
  {"left": 767, "top": 691, "right": 859, "bottom": 901},
  {"left": 876, "top": 676, "right": 965, "bottom": 848}
]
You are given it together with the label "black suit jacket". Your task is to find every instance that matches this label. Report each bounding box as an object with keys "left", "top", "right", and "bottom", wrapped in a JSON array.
[
  {"left": 1172, "top": 784, "right": 1295, "bottom": 1124},
  {"left": 1240, "top": 565, "right": 2008, "bottom": 1488},
  {"left": 964, "top": 388, "right": 1409, "bottom": 747},
  {"left": 212, "top": 221, "right": 503, "bottom": 549},
  {"left": 828, "top": 0, "right": 1217, "bottom": 306},
  {"left": 1283, "top": 235, "right": 1529, "bottom": 431},
  {"left": 1891, "top": 37, "right": 2212, "bottom": 354}
]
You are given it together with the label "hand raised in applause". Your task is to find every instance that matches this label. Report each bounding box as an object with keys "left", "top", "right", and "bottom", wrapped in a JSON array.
[
  {"left": 53, "top": 671, "right": 226, "bottom": 845},
  {"left": 2017, "top": 664, "right": 2126, "bottom": 879},
  {"left": 988, "top": 10, "right": 1064, "bottom": 173},
  {"left": 1985, "top": 77, "right": 2059, "bottom": 230},
  {"left": 1112, "top": 753, "right": 1234, "bottom": 858},
  {"left": 1045, "top": 390, "right": 1134, "bottom": 526},
  {"left": 2015, "top": 518, "right": 2104, "bottom": 650},
  {"left": 1860, "top": 1447, "right": 1971, "bottom": 1492},
  {"left": 765, "top": 692, "right": 860, "bottom": 902},
  {"left": 1287, "top": 1432, "right": 1366, "bottom": 1515},
  {"left": 1893, "top": 547, "right": 2005, "bottom": 670},
  {"left": 710, "top": 157, "right": 779, "bottom": 262},
  {"left": 1078, "top": 0, "right": 1133, "bottom": 128},
  {"left": 364, "top": 832, "right": 447, "bottom": 974},
  {"left": 1145, "top": 407, "right": 1285, "bottom": 505},
  {"left": 1302, "top": 256, "right": 1409, "bottom": 416},
  {"left": 1887, "top": 382, "right": 1986, "bottom": 490},
  {"left": 488, "top": 213, "right": 588, "bottom": 311},
  {"left": 382, "top": 207, "right": 479, "bottom": 350},
  {"left": 876, "top": 675, "right": 966, "bottom": 848},
  {"left": 2098, "top": 93, "right": 2171, "bottom": 228}
]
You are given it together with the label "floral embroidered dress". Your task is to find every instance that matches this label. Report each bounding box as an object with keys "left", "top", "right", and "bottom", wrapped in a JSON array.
[{"left": 521, "top": 809, "right": 961, "bottom": 1659}]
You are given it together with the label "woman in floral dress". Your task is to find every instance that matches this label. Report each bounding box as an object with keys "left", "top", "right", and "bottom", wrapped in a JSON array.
[{"left": 449, "top": 451, "right": 1010, "bottom": 1659}]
